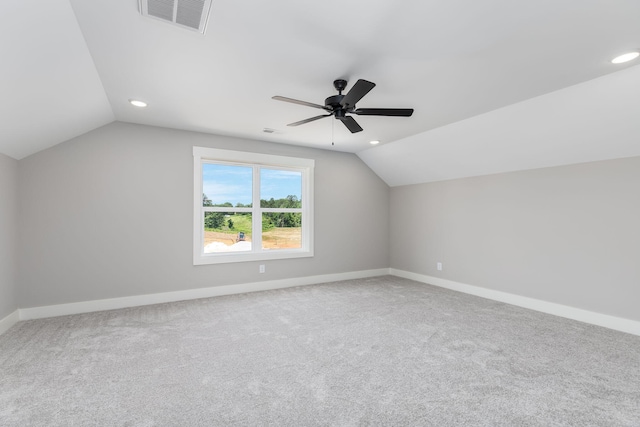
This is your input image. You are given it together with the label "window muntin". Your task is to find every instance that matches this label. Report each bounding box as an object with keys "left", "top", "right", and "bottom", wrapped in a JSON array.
[{"left": 193, "top": 147, "right": 313, "bottom": 265}]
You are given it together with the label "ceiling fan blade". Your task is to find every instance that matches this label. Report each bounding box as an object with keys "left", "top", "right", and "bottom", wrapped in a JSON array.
[
  {"left": 340, "top": 79, "right": 376, "bottom": 108},
  {"left": 353, "top": 108, "right": 414, "bottom": 117},
  {"left": 337, "top": 116, "right": 363, "bottom": 133},
  {"left": 287, "top": 114, "right": 332, "bottom": 127},
  {"left": 272, "top": 96, "right": 329, "bottom": 111}
]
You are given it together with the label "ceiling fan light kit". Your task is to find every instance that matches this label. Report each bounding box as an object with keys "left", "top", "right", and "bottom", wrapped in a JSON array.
[{"left": 273, "top": 79, "right": 414, "bottom": 134}]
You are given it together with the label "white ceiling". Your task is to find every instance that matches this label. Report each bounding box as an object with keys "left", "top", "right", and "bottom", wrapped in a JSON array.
[
  {"left": 1, "top": 0, "right": 114, "bottom": 160},
  {"left": 359, "top": 64, "right": 640, "bottom": 186},
  {"left": 2, "top": 0, "right": 639, "bottom": 184}
]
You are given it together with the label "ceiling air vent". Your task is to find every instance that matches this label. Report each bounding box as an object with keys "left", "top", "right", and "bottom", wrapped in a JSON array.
[{"left": 139, "top": 0, "right": 213, "bottom": 34}]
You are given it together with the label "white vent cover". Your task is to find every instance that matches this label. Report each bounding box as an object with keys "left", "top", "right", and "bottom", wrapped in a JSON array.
[{"left": 139, "top": 0, "right": 213, "bottom": 34}]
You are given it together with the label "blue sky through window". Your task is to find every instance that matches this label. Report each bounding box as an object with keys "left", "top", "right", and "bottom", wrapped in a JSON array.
[
  {"left": 261, "top": 168, "right": 301, "bottom": 201},
  {"left": 203, "top": 164, "right": 301, "bottom": 206},
  {"left": 203, "top": 164, "right": 252, "bottom": 205}
]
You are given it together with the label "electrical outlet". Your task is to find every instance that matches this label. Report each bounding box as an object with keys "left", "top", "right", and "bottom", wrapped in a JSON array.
[
  {"left": 259, "top": 264, "right": 265, "bottom": 273},
  {"left": 437, "top": 262, "right": 443, "bottom": 271}
]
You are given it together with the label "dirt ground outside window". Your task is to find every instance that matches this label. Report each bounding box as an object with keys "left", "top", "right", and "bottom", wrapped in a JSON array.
[{"left": 204, "top": 228, "right": 301, "bottom": 251}]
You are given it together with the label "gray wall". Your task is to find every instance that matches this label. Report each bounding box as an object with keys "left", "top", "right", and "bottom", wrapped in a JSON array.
[
  {"left": 17, "top": 122, "right": 389, "bottom": 308},
  {"left": 0, "top": 153, "right": 18, "bottom": 319},
  {"left": 390, "top": 156, "right": 640, "bottom": 321}
]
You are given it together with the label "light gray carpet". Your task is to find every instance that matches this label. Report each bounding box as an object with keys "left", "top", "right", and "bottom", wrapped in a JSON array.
[{"left": 1, "top": 276, "right": 639, "bottom": 426}]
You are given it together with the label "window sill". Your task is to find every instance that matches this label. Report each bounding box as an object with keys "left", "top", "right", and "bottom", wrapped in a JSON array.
[{"left": 193, "top": 249, "right": 313, "bottom": 265}]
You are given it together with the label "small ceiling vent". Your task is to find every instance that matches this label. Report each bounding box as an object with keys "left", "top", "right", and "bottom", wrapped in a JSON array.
[{"left": 139, "top": 0, "right": 213, "bottom": 34}]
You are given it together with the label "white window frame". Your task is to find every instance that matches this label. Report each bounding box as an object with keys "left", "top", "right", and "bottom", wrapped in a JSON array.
[{"left": 193, "top": 146, "right": 314, "bottom": 265}]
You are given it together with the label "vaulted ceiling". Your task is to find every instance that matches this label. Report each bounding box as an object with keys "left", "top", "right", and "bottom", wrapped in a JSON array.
[{"left": 2, "top": 0, "right": 640, "bottom": 185}]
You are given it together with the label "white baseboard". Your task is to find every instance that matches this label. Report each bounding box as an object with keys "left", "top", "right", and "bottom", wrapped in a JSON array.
[
  {"left": 390, "top": 269, "right": 640, "bottom": 337},
  {"left": 13, "top": 268, "right": 640, "bottom": 337},
  {"left": 0, "top": 310, "right": 20, "bottom": 336},
  {"left": 18, "top": 268, "right": 389, "bottom": 321}
]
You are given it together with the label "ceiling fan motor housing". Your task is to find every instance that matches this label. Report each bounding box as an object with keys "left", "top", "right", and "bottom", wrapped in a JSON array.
[{"left": 325, "top": 95, "right": 346, "bottom": 111}]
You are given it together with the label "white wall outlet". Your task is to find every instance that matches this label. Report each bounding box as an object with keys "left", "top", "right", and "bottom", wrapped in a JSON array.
[
  {"left": 437, "top": 262, "right": 443, "bottom": 271},
  {"left": 259, "top": 264, "right": 265, "bottom": 273}
]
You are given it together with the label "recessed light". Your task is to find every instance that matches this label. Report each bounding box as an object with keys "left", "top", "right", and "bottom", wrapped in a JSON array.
[
  {"left": 611, "top": 52, "right": 639, "bottom": 64},
  {"left": 369, "top": 140, "right": 380, "bottom": 145},
  {"left": 129, "top": 99, "right": 148, "bottom": 108}
]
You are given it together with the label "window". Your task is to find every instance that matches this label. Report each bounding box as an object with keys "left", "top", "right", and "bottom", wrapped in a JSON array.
[{"left": 193, "top": 147, "right": 314, "bottom": 264}]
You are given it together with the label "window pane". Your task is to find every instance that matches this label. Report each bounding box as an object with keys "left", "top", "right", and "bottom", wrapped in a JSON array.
[
  {"left": 260, "top": 169, "right": 302, "bottom": 208},
  {"left": 262, "top": 213, "right": 302, "bottom": 250},
  {"left": 204, "top": 212, "right": 252, "bottom": 253},
  {"left": 203, "top": 163, "right": 252, "bottom": 207}
]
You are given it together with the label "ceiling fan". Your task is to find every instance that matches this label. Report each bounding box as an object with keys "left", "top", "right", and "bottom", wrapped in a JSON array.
[{"left": 272, "top": 79, "right": 414, "bottom": 133}]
